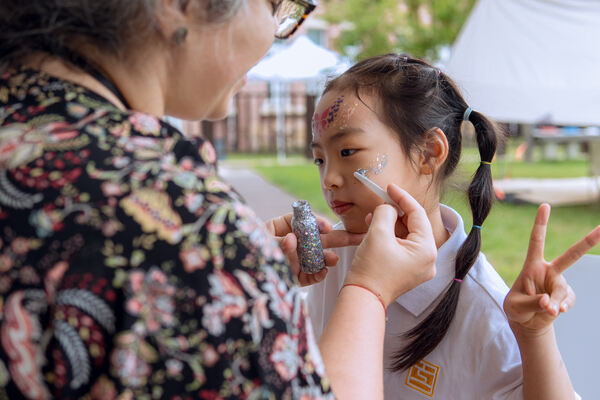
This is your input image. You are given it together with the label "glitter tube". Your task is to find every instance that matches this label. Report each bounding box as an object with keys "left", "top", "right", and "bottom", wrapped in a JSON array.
[{"left": 292, "top": 200, "right": 326, "bottom": 274}]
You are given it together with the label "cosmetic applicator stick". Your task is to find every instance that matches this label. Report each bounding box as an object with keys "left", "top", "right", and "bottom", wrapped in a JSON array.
[{"left": 353, "top": 171, "right": 405, "bottom": 217}]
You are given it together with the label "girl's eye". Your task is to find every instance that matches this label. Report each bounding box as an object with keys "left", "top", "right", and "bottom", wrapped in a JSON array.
[
  {"left": 340, "top": 149, "right": 358, "bottom": 157},
  {"left": 313, "top": 158, "right": 323, "bottom": 166}
]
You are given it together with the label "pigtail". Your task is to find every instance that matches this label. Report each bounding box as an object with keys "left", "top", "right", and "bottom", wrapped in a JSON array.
[{"left": 391, "top": 108, "right": 498, "bottom": 371}]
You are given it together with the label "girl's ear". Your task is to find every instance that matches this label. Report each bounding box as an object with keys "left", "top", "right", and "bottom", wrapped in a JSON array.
[{"left": 419, "top": 128, "right": 449, "bottom": 175}]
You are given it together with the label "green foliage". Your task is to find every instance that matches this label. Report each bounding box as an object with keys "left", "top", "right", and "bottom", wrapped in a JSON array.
[
  {"left": 324, "top": 0, "right": 403, "bottom": 59},
  {"left": 321, "top": 0, "right": 477, "bottom": 61}
]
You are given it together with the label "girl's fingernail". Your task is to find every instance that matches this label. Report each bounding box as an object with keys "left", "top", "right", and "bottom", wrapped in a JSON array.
[
  {"left": 551, "top": 304, "right": 559, "bottom": 315},
  {"left": 560, "top": 302, "right": 569, "bottom": 312}
]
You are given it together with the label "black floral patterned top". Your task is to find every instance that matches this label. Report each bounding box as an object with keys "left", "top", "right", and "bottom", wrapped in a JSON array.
[{"left": 0, "top": 69, "right": 333, "bottom": 399}]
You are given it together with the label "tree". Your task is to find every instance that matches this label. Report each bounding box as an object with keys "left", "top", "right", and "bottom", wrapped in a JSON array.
[{"left": 321, "top": 0, "right": 477, "bottom": 62}]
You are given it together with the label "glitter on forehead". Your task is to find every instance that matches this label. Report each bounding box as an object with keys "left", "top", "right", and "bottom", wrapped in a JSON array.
[
  {"left": 312, "top": 95, "right": 345, "bottom": 137},
  {"left": 337, "top": 102, "right": 359, "bottom": 131}
]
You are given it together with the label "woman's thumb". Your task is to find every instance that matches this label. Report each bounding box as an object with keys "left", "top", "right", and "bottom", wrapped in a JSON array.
[{"left": 369, "top": 204, "right": 399, "bottom": 235}]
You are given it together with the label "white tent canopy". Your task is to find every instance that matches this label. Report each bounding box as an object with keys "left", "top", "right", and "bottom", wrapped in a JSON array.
[
  {"left": 446, "top": 0, "right": 600, "bottom": 126},
  {"left": 248, "top": 35, "right": 348, "bottom": 82},
  {"left": 246, "top": 36, "right": 349, "bottom": 163}
]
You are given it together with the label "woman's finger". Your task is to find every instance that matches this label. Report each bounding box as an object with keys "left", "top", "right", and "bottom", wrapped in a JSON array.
[
  {"left": 364, "top": 212, "right": 373, "bottom": 227},
  {"left": 386, "top": 184, "right": 433, "bottom": 242},
  {"left": 281, "top": 233, "right": 300, "bottom": 275},
  {"left": 316, "top": 215, "right": 333, "bottom": 234},
  {"left": 368, "top": 204, "right": 399, "bottom": 236},
  {"left": 551, "top": 225, "right": 600, "bottom": 273},
  {"left": 366, "top": 209, "right": 406, "bottom": 238},
  {"left": 321, "top": 230, "right": 365, "bottom": 249},
  {"left": 324, "top": 250, "right": 339, "bottom": 267},
  {"left": 299, "top": 268, "right": 328, "bottom": 286},
  {"left": 265, "top": 213, "right": 293, "bottom": 237},
  {"left": 524, "top": 204, "right": 551, "bottom": 264}
]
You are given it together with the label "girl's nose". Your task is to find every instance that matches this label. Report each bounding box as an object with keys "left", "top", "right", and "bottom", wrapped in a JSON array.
[{"left": 323, "top": 166, "right": 343, "bottom": 191}]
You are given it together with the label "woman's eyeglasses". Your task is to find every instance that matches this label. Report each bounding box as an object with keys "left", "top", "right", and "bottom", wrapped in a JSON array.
[{"left": 274, "top": 0, "right": 318, "bottom": 40}]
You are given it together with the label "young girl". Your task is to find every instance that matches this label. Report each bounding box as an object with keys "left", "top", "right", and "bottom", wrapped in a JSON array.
[{"left": 306, "top": 54, "right": 584, "bottom": 399}]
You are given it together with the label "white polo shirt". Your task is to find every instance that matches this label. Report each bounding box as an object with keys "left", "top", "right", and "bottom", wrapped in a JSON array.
[{"left": 307, "top": 205, "right": 579, "bottom": 400}]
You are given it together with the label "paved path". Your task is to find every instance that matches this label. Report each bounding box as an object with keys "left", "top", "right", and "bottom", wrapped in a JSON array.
[{"left": 219, "top": 165, "right": 299, "bottom": 222}]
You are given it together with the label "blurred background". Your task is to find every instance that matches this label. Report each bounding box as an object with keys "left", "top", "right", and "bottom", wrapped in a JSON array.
[{"left": 166, "top": 0, "right": 600, "bottom": 286}]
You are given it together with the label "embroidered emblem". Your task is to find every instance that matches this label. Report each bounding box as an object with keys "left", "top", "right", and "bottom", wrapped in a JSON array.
[{"left": 405, "top": 359, "right": 440, "bottom": 397}]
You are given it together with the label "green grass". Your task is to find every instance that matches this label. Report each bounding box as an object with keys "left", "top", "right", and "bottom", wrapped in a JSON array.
[
  {"left": 459, "top": 147, "right": 590, "bottom": 179},
  {"left": 443, "top": 191, "right": 600, "bottom": 284},
  {"left": 228, "top": 148, "right": 599, "bottom": 285}
]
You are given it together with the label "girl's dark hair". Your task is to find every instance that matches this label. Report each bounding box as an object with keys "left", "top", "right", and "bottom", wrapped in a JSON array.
[
  {"left": 0, "top": 0, "right": 246, "bottom": 70},
  {"left": 324, "top": 54, "right": 498, "bottom": 371}
]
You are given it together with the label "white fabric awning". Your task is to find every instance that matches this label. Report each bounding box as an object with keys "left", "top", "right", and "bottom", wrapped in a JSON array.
[
  {"left": 446, "top": 0, "right": 600, "bottom": 126},
  {"left": 248, "top": 35, "right": 349, "bottom": 82}
]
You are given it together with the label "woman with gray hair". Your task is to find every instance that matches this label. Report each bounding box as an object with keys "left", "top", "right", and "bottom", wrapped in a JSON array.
[{"left": 0, "top": 1, "right": 438, "bottom": 398}]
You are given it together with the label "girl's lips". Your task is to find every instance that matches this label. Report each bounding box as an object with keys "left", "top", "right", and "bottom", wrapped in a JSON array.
[{"left": 331, "top": 201, "right": 354, "bottom": 215}]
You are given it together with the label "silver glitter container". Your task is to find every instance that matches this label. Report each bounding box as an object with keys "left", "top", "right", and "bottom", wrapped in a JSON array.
[{"left": 291, "top": 200, "right": 325, "bottom": 274}]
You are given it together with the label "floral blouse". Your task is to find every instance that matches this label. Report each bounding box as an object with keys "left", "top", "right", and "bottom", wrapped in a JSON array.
[{"left": 0, "top": 69, "right": 333, "bottom": 399}]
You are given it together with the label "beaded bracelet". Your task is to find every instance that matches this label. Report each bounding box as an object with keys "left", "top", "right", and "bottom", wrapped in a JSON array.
[{"left": 341, "top": 283, "right": 388, "bottom": 322}]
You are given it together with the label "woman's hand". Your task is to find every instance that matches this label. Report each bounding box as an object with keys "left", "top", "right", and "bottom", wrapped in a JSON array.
[
  {"left": 504, "top": 203, "right": 600, "bottom": 336},
  {"left": 265, "top": 213, "right": 365, "bottom": 286},
  {"left": 345, "top": 184, "right": 437, "bottom": 306}
]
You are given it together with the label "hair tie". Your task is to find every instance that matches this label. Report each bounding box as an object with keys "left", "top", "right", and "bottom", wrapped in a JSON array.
[
  {"left": 472, "top": 225, "right": 482, "bottom": 230},
  {"left": 453, "top": 278, "right": 463, "bottom": 283},
  {"left": 480, "top": 161, "right": 492, "bottom": 165},
  {"left": 463, "top": 107, "right": 473, "bottom": 122}
]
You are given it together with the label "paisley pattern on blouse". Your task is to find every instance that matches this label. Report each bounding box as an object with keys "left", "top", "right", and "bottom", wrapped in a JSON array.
[{"left": 0, "top": 69, "right": 333, "bottom": 399}]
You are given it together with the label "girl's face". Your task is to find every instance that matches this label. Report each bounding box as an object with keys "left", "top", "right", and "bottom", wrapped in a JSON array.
[{"left": 312, "top": 90, "right": 431, "bottom": 233}]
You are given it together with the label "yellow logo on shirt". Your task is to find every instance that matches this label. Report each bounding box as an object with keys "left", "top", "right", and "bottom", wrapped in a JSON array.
[{"left": 405, "top": 359, "right": 440, "bottom": 397}]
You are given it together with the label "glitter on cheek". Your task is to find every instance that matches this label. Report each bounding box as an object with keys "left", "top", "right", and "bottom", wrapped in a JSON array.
[
  {"left": 369, "top": 153, "right": 388, "bottom": 175},
  {"left": 356, "top": 153, "right": 389, "bottom": 178}
]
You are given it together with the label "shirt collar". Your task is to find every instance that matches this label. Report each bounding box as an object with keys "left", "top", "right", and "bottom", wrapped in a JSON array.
[{"left": 395, "top": 204, "right": 467, "bottom": 317}]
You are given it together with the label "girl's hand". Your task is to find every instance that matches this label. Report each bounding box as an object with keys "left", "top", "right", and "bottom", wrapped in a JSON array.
[
  {"left": 265, "top": 213, "right": 365, "bottom": 286},
  {"left": 504, "top": 203, "right": 600, "bottom": 336},
  {"left": 345, "top": 185, "right": 437, "bottom": 306}
]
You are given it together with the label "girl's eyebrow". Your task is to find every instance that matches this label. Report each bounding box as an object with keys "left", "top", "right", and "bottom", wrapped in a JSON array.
[{"left": 311, "top": 127, "right": 365, "bottom": 148}]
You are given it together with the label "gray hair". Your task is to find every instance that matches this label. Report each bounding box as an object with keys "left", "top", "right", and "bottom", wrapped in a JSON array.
[{"left": 0, "top": 0, "right": 248, "bottom": 69}]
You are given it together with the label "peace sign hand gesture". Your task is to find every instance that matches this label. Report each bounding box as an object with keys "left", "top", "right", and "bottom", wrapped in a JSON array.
[{"left": 504, "top": 203, "right": 600, "bottom": 334}]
